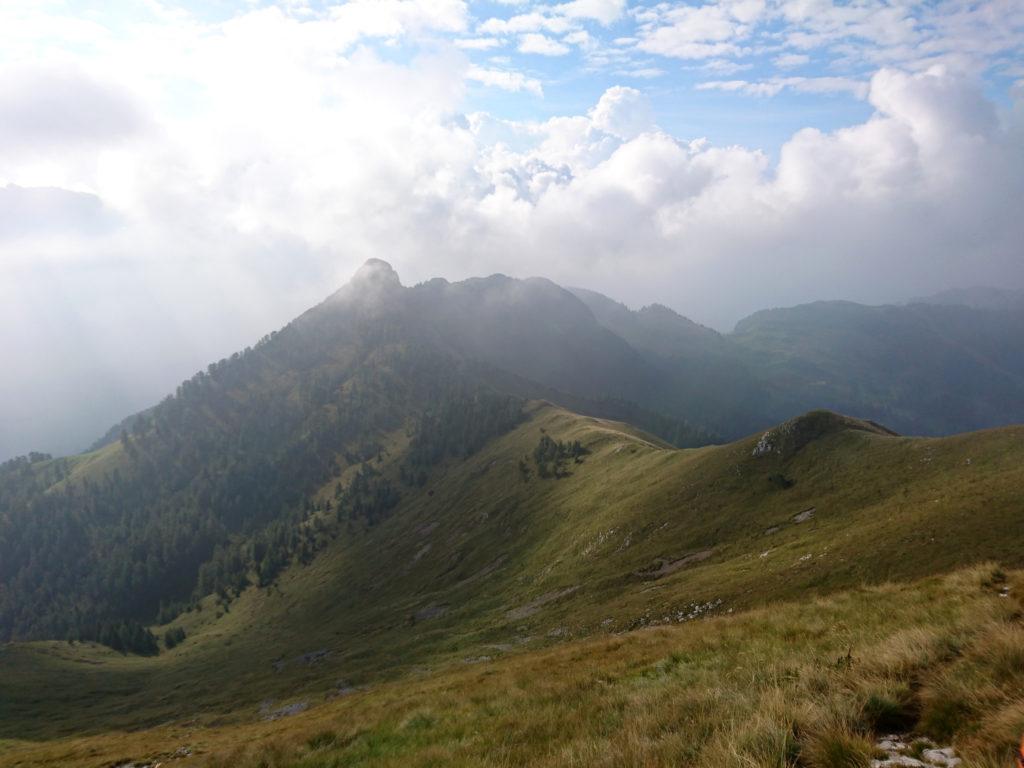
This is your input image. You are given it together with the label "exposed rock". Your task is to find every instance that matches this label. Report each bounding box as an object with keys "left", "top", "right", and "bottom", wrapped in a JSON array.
[
  {"left": 326, "top": 680, "right": 358, "bottom": 699},
  {"left": 635, "top": 549, "right": 713, "bottom": 580},
  {"left": 413, "top": 603, "right": 448, "bottom": 622},
  {"left": 752, "top": 411, "right": 898, "bottom": 459},
  {"left": 793, "top": 507, "right": 815, "bottom": 523},
  {"left": 871, "top": 735, "right": 960, "bottom": 767},
  {"left": 507, "top": 586, "right": 578, "bottom": 620},
  {"left": 271, "top": 648, "right": 329, "bottom": 672},
  {"left": 260, "top": 699, "right": 309, "bottom": 721}
]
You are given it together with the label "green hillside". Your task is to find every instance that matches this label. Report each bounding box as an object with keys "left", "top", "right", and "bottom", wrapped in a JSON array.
[{"left": 3, "top": 403, "right": 1024, "bottom": 765}]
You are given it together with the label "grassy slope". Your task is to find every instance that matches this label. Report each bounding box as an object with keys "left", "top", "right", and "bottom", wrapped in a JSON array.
[
  {"left": 2, "top": 403, "right": 1024, "bottom": 763},
  {"left": 4, "top": 566, "right": 1024, "bottom": 767}
]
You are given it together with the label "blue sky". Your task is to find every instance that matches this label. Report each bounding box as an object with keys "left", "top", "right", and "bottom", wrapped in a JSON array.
[
  {"left": 0, "top": 0, "right": 1022, "bottom": 458},
  {"left": 13, "top": 0, "right": 1021, "bottom": 154}
]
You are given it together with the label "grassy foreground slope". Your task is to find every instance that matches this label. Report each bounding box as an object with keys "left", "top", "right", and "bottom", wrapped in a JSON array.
[
  {"left": 2, "top": 404, "right": 1024, "bottom": 763},
  {"left": 4, "top": 566, "right": 1024, "bottom": 767}
]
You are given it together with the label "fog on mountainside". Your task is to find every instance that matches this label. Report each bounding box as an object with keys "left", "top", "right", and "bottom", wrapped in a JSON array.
[
  {"left": 910, "top": 286, "right": 1024, "bottom": 312},
  {"left": 5, "top": 264, "right": 1024, "bottom": 463}
]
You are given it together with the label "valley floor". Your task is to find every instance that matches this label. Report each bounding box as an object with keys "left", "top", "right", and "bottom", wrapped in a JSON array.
[{"left": 3, "top": 564, "right": 1024, "bottom": 767}]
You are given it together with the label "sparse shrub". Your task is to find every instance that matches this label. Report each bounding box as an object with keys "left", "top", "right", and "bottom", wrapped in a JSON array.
[
  {"left": 802, "top": 729, "right": 872, "bottom": 768},
  {"left": 403, "top": 712, "right": 436, "bottom": 731},
  {"left": 532, "top": 435, "right": 588, "bottom": 478},
  {"left": 981, "top": 566, "right": 1007, "bottom": 589},
  {"left": 163, "top": 626, "right": 187, "bottom": 650},
  {"left": 919, "top": 686, "right": 973, "bottom": 742},
  {"left": 907, "top": 739, "right": 932, "bottom": 759},
  {"left": 859, "top": 688, "right": 916, "bottom": 733}
]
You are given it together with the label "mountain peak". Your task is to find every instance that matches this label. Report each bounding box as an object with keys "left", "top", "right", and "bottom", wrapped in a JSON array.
[
  {"left": 352, "top": 258, "right": 401, "bottom": 289},
  {"left": 326, "top": 258, "right": 403, "bottom": 309}
]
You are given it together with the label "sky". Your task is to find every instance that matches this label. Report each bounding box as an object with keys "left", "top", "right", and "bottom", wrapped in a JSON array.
[{"left": 1, "top": 0, "right": 1023, "bottom": 459}]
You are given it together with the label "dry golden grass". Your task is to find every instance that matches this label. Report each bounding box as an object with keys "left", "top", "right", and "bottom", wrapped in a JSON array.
[{"left": 5, "top": 563, "right": 1024, "bottom": 768}]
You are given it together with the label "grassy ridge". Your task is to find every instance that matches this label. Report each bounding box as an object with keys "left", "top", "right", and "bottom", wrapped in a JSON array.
[{"left": 2, "top": 404, "right": 1024, "bottom": 763}]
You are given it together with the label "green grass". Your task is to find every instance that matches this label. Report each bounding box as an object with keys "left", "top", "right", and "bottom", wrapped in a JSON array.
[{"left": 2, "top": 403, "right": 1024, "bottom": 764}]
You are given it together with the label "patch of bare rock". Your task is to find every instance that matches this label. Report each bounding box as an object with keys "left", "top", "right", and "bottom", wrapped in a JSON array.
[{"left": 872, "top": 734, "right": 960, "bottom": 767}]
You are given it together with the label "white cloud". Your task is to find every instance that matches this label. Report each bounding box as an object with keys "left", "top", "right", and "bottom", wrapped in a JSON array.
[
  {"left": 701, "top": 58, "right": 754, "bottom": 74},
  {"left": 479, "top": 12, "right": 573, "bottom": 35},
  {"left": 469, "top": 69, "right": 1023, "bottom": 331},
  {"left": 0, "top": 64, "right": 148, "bottom": 152},
  {"left": 467, "top": 65, "right": 544, "bottom": 95},
  {"left": 636, "top": 0, "right": 764, "bottom": 60},
  {"left": 554, "top": 0, "right": 626, "bottom": 26},
  {"left": 698, "top": 76, "right": 868, "bottom": 98},
  {"left": 617, "top": 67, "right": 665, "bottom": 78},
  {"left": 627, "top": 0, "right": 1023, "bottom": 81},
  {"left": 774, "top": 53, "right": 810, "bottom": 68},
  {"left": 518, "top": 32, "right": 571, "bottom": 56},
  {"left": 775, "top": 0, "right": 1024, "bottom": 73},
  {"left": 588, "top": 85, "right": 655, "bottom": 139},
  {"left": 563, "top": 30, "right": 593, "bottom": 49},
  {"left": 324, "top": 0, "right": 468, "bottom": 43},
  {"left": 455, "top": 37, "right": 502, "bottom": 50},
  {"left": 0, "top": 184, "right": 120, "bottom": 240},
  {"left": 698, "top": 79, "right": 782, "bottom": 97}
]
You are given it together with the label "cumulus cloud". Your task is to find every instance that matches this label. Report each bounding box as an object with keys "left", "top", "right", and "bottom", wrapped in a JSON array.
[{"left": 588, "top": 86, "right": 655, "bottom": 139}]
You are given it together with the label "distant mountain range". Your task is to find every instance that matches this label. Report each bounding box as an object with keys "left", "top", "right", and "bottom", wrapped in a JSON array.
[{"left": 910, "top": 286, "right": 1024, "bottom": 312}]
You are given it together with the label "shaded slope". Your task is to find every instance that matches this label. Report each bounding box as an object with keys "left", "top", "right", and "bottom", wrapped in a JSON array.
[
  {"left": 0, "top": 260, "right": 527, "bottom": 643},
  {"left": 570, "top": 287, "right": 769, "bottom": 437}
]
